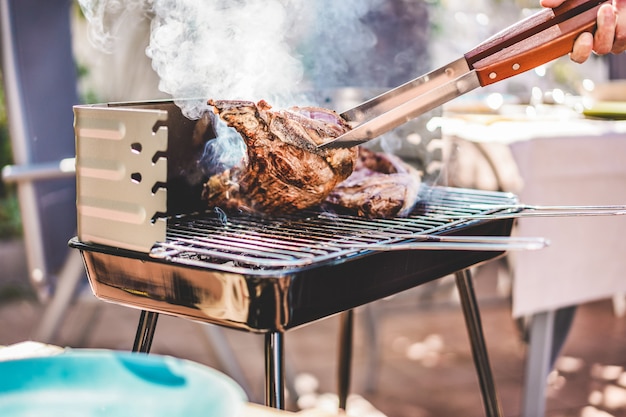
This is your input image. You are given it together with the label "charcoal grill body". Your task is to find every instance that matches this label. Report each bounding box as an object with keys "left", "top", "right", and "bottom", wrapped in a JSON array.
[
  {"left": 71, "top": 217, "right": 512, "bottom": 332},
  {"left": 72, "top": 100, "right": 517, "bottom": 415}
]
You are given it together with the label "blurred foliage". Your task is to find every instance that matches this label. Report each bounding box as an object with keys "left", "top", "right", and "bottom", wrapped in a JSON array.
[
  {"left": 0, "top": 73, "right": 11, "bottom": 192},
  {"left": 72, "top": 2, "right": 103, "bottom": 105},
  {"left": 0, "top": 71, "right": 23, "bottom": 239},
  {"left": 76, "top": 60, "right": 101, "bottom": 104},
  {"left": 0, "top": 194, "right": 21, "bottom": 239}
]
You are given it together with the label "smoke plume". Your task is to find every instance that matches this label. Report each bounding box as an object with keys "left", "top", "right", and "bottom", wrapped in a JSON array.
[
  {"left": 75, "top": 0, "right": 430, "bottom": 116},
  {"left": 76, "top": 0, "right": 433, "bottom": 173}
]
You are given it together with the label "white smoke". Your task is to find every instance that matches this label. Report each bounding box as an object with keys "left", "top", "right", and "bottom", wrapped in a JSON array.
[
  {"left": 147, "top": 0, "right": 309, "bottom": 118},
  {"left": 76, "top": 0, "right": 148, "bottom": 54},
  {"left": 76, "top": 0, "right": 435, "bottom": 178},
  {"left": 76, "top": 0, "right": 394, "bottom": 118},
  {"left": 296, "top": 0, "right": 379, "bottom": 89}
]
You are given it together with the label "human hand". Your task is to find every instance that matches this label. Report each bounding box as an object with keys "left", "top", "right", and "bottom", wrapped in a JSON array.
[{"left": 541, "top": 0, "right": 626, "bottom": 63}]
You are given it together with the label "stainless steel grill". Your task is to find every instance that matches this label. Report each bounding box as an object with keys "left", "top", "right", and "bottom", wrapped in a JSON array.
[
  {"left": 70, "top": 100, "right": 523, "bottom": 334},
  {"left": 70, "top": 185, "right": 519, "bottom": 334},
  {"left": 70, "top": 100, "right": 523, "bottom": 416}
]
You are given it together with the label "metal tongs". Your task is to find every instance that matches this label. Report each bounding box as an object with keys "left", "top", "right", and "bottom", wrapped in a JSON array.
[
  {"left": 431, "top": 204, "right": 626, "bottom": 220},
  {"left": 339, "top": 203, "right": 626, "bottom": 253},
  {"left": 318, "top": 0, "right": 609, "bottom": 149},
  {"left": 344, "top": 235, "right": 550, "bottom": 252}
]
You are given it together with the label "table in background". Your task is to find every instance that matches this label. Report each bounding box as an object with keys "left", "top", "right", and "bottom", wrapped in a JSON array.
[{"left": 442, "top": 110, "right": 626, "bottom": 417}]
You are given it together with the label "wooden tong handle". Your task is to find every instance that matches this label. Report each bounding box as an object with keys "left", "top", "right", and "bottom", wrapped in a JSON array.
[{"left": 466, "top": 0, "right": 610, "bottom": 86}]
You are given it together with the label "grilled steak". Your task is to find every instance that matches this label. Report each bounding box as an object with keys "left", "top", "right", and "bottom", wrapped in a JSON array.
[
  {"left": 324, "top": 147, "right": 422, "bottom": 218},
  {"left": 202, "top": 99, "right": 358, "bottom": 215}
]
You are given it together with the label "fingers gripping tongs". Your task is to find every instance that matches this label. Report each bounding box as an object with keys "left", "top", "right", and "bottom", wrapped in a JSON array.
[{"left": 318, "top": 0, "right": 609, "bottom": 149}]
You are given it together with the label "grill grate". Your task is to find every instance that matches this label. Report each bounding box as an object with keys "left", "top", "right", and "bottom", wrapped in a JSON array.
[{"left": 149, "top": 186, "right": 518, "bottom": 274}]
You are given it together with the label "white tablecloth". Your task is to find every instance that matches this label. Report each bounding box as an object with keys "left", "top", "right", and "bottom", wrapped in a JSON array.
[{"left": 442, "top": 112, "right": 626, "bottom": 317}]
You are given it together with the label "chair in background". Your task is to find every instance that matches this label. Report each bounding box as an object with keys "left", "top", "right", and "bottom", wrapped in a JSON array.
[
  {"left": 0, "top": 0, "right": 254, "bottom": 399},
  {"left": 0, "top": 0, "right": 83, "bottom": 342}
]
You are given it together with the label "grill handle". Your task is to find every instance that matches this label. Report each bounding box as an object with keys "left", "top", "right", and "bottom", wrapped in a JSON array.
[
  {"left": 348, "top": 236, "right": 548, "bottom": 252},
  {"left": 432, "top": 204, "right": 626, "bottom": 220}
]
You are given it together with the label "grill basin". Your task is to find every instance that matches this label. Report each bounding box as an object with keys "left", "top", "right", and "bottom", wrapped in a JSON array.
[{"left": 71, "top": 186, "right": 518, "bottom": 332}]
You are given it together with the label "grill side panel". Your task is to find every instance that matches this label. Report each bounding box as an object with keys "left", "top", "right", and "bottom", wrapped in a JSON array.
[{"left": 74, "top": 105, "right": 168, "bottom": 252}]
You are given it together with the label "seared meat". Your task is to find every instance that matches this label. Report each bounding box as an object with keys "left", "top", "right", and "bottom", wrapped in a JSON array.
[
  {"left": 202, "top": 100, "right": 358, "bottom": 215},
  {"left": 324, "top": 147, "right": 422, "bottom": 218}
]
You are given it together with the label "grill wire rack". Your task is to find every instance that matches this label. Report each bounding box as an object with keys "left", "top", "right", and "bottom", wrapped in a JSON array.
[{"left": 150, "top": 186, "right": 519, "bottom": 274}]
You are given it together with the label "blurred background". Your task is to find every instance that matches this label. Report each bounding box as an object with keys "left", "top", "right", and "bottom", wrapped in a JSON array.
[{"left": 1, "top": 0, "right": 626, "bottom": 416}]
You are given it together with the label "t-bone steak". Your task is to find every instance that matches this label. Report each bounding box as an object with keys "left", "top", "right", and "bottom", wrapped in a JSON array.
[{"left": 202, "top": 99, "right": 358, "bottom": 215}]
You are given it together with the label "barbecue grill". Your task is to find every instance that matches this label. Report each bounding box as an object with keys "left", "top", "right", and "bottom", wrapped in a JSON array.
[
  {"left": 70, "top": 186, "right": 520, "bottom": 330},
  {"left": 70, "top": 100, "right": 530, "bottom": 416}
]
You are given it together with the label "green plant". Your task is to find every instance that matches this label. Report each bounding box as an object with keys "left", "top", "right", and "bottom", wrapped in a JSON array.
[
  {"left": 0, "top": 193, "right": 21, "bottom": 238},
  {"left": 0, "top": 71, "right": 23, "bottom": 239},
  {"left": 0, "top": 76, "right": 11, "bottom": 194}
]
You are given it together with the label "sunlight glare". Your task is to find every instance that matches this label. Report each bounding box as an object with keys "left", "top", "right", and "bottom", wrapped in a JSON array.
[
  {"left": 589, "top": 390, "right": 603, "bottom": 406},
  {"left": 592, "top": 364, "right": 624, "bottom": 381},
  {"left": 555, "top": 356, "right": 584, "bottom": 373},
  {"left": 581, "top": 405, "right": 615, "bottom": 417},
  {"left": 602, "top": 385, "right": 626, "bottom": 409}
]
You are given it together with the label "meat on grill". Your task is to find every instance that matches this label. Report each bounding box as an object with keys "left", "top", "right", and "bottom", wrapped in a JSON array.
[
  {"left": 324, "top": 147, "right": 422, "bottom": 218},
  {"left": 202, "top": 99, "right": 358, "bottom": 215}
]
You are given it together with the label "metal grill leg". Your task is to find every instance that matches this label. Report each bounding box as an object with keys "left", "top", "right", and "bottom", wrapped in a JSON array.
[
  {"left": 265, "top": 331, "right": 285, "bottom": 409},
  {"left": 363, "top": 304, "right": 380, "bottom": 393},
  {"left": 522, "top": 306, "right": 577, "bottom": 417},
  {"left": 455, "top": 269, "right": 503, "bottom": 417},
  {"left": 132, "top": 310, "right": 159, "bottom": 353},
  {"left": 521, "top": 310, "right": 554, "bottom": 417},
  {"left": 338, "top": 309, "right": 354, "bottom": 411}
]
